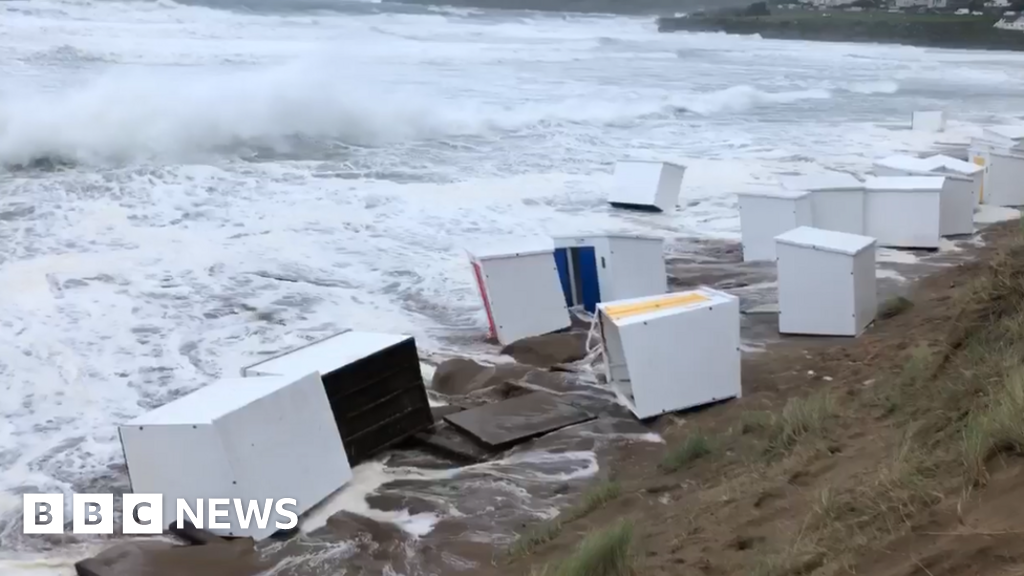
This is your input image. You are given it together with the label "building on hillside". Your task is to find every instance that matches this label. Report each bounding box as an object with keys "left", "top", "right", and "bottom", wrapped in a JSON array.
[
  {"left": 806, "top": 0, "right": 859, "bottom": 6},
  {"left": 928, "top": 0, "right": 947, "bottom": 7},
  {"left": 995, "top": 15, "right": 1024, "bottom": 28},
  {"left": 894, "top": 0, "right": 929, "bottom": 7}
]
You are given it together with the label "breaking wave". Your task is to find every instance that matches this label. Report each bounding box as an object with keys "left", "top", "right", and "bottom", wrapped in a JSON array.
[
  {"left": 680, "top": 85, "right": 831, "bottom": 115},
  {"left": 0, "top": 57, "right": 833, "bottom": 166}
]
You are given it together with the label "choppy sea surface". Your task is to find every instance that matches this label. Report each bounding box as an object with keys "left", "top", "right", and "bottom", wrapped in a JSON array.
[{"left": 3, "top": 0, "right": 1024, "bottom": 572}]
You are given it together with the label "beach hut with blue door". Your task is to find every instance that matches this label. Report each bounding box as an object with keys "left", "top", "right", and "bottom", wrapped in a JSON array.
[{"left": 552, "top": 233, "right": 668, "bottom": 313}]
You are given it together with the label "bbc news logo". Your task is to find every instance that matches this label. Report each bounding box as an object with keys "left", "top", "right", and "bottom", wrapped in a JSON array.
[{"left": 22, "top": 494, "right": 299, "bottom": 535}]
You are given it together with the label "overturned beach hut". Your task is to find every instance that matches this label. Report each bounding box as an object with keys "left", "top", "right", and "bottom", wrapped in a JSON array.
[
  {"left": 779, "top": 172, "right": 865, "bottom": 236},
  {"left": 467, "top": 243, "right": 571, "bottom": 345},
  {"left": 864, "top": 176, "right": 944, "bottom": 249},
  {"left": 597, "top": 288, "right": 741, "bottom": 420},
  {"left": 118, "top": 373, "right": 351, "bottom": 540},
  {"left": 551, "top": 233, "right": 667, "bottom": 313},
  {"left": 775, "top": 226, "right": 877, "bottom": 337},
  {"left": 737, "top": 189, "right": 813, "bottom": 262},
  {"left": 242, "top": 330, "right": 433, "bottom": 465},
  {"left": 608, "top": 160, "right": 686, "bottom": 213}
]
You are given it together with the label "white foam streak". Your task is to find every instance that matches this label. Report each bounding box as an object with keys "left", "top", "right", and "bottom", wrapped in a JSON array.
[
  {"left": 845, "top": 80, "right": 900, "bottom": 95},
  {"left": 259, "top": 543, "right": 358, "bottom": 576},
  {"left": 301, "top": 451, "right": 598, "bottom": 537},
  {"left": 0, "top": 545, "right": 109, "bottom": 576},
  {"left": 683, "top": 86, "right": 831, "bottom": 116},
  {"left": 469, "top": 449, "right": 599, "bottom": 482},
  {"left": 301, "top": 462, "right": 455, "bottom": 537}
]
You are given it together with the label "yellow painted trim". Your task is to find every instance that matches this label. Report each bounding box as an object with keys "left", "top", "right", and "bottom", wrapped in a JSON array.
[
  {"left": 603, "top": 292, "right": 710, "bottom": 321},
  {"left": 973, "top": 156, "right": 986, "bottom": 203}
]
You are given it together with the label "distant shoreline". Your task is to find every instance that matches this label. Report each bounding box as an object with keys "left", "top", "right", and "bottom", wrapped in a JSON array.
[
  {"left": 390, "top": 0, "right": 754, "bottom": 16},
  {"left": 656, "top": 11, "right": 1024, "bottom": 52}
]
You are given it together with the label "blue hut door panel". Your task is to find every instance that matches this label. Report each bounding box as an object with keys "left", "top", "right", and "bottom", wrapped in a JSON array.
[
  {"left": 554, "top": 248, "right": 573, "bottom": 308},
  {"left": 570, "top": 246, "right": 601, "bottom": 313}
]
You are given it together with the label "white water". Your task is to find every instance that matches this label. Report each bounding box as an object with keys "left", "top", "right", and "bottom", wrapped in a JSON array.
[
  {"left": 300, "top": 449, "right": 600, "bottom": 536},
  {"left": 4, "top": 0, "right": 1024, "bottom": 570}
]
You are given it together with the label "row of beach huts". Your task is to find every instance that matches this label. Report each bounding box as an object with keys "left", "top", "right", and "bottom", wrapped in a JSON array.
[{"left": 103, "top": 111, "right": 1024, "bottom": 547}]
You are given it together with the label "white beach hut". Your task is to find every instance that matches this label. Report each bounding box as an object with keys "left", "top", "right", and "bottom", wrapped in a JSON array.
[
  {"left": 969, "top": 126, "right": 1024, "bottom": 206},
  {"left": 119, "top": 373, "right": 351, "bottom": 540},
  {"left": 608, "top": 160, "right": 687, "bottom": 213},
  {"left": 919, "top": 154, "right": 985, "bottom": 207},
  {"left": 775, "top": 226, "right": 877, "bottom": 337},
  {"left": 467, "top": 242, "right": 572, "bottom": 345},
  {"left": 980, "top": 126, "right": 1024, "bottom": 149},
  {"left": 779, "top": 172, "right": 865, "bottom": 235},
  {"left": 911, "top": 111, "right": 946, "bottom": 133},
  {"left": 863, "top": 176, "right": 944, "bottom": 249},
  {"left": 241, "top": 330, "right": 432, "bottom": 465},
  {"left": 982, "top": 151, "right": 1024, "bottom": 207},
  {"left": 736, "top": 189, "right": 813, "bottom": 262},
  {"left": 872, "top": 155, "right": 974, "bottom": 236},
  {"left": 552, "top": 233, "right": 667, "bottom": 313},
  {"left": 597, "top": 288, "right": 741, "bottom": 420},
  {"left": 872, "top": 154, "right": 929, "bottom": 177}
]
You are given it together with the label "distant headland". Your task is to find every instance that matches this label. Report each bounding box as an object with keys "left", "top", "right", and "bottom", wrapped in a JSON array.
[
  {"left": 391, "top": 0, "right": 756, "bottom": 16},
  {"left": 657, "top": 1, "right": 1024, "bottom": 51}
]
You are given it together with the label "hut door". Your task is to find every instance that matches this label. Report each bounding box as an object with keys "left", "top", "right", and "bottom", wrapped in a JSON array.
[
  {"left": 554, "top": 246, "right": 602, "bottom": 313},
  {"left": 570, "top": 246, "right": 601, "bottom": 313},
  {"left": 554, "top": 248, "right": 574, "bottom": 309}
]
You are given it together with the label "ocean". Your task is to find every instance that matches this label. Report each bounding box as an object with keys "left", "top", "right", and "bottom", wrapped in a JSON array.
[{"left": 2, "top": 0, "right": 1024, "bottom": 573}]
